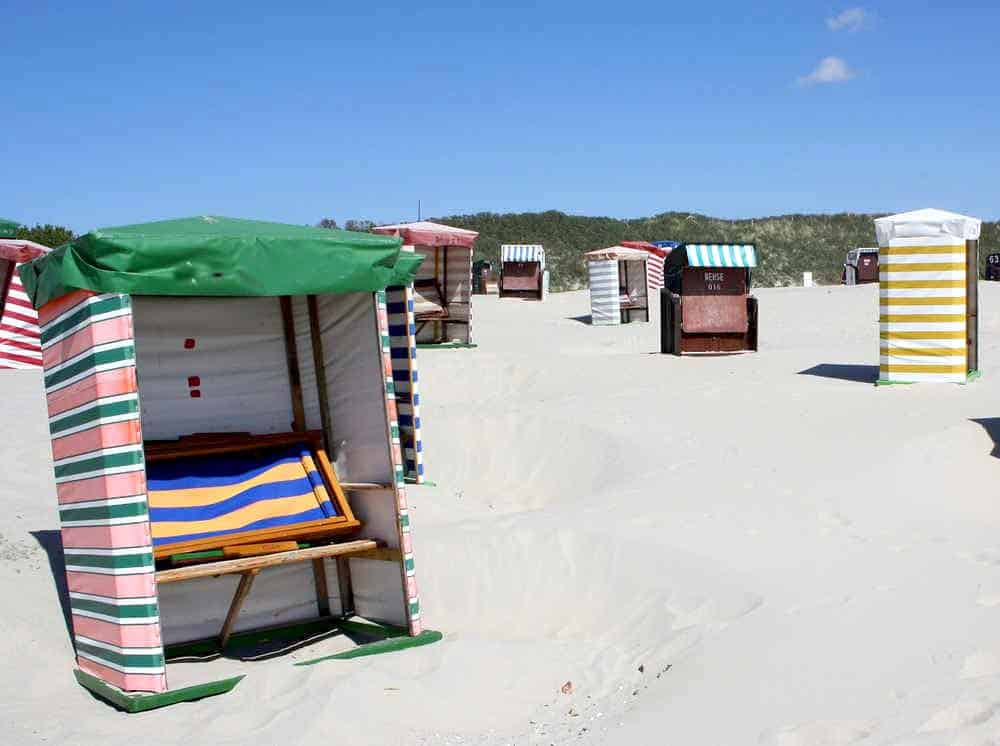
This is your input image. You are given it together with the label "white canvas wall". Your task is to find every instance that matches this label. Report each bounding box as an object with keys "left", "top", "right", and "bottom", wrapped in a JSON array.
[
  {"left": 588, "top": 260, "right": 621, "bottom": 325},
  {"left": 133, "top": 297, "right": 294, "bottom": 439},
  {"left": 132, "top": 293, "right": 408, "bottom": 642}
]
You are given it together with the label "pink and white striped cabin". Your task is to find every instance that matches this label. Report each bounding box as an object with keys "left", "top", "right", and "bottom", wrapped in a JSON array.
[{"left": 0, "top": 239, "right": 51, "bottom": 369}]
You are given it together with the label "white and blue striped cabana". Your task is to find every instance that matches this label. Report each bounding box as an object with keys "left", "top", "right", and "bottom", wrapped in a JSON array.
[{"left": 585, "top": 246, "right": 650, "bottom": 326}]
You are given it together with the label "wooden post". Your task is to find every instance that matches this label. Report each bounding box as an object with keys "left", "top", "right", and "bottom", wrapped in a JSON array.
[
  {"left": 967, "top": 239, "right": 979, "bottom": 375},
  {"left": 279, "top": 296, "right": 306, "bottom": 432},
  {"left": 620, "top": 260, "right": 628, "bottom": 324},
  {"left": 335, "top": 557, "right": 355, "bottom": 618},
  {"left": 307, "top": 295, "right": 335, "bottom": 454},
  {"left": 442, "top": 245, "right": 449, "bottom": 341},
  {"left": 0, "top": 261, "right": 14, "bottom": 313},
  {"left": 672, "top": 295, "right": 682, "bottom": 355},
  {"left": 311, "top": 558, "right": 331, "bottom": 618},
  {"left": 659, "top": 288, "right": 670, "bottom": 353},
  {"left": 220, "top": 569, "right": 259, "bottom": 648}
]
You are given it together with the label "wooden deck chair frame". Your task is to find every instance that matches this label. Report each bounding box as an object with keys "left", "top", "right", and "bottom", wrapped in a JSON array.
[
  {"left": 145, "top": 430, "right": 361, "bottom": 560},
  {"left": 412, "top": 277, "right": 450, "bottom": 337}
]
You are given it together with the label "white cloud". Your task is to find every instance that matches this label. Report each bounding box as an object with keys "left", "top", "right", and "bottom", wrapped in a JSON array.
[
  {"left": 798, "top": 56, "right": 856, "bottom": 86},
  {"left": 826, "top": 7, "right": 869, "bottom": 32}
]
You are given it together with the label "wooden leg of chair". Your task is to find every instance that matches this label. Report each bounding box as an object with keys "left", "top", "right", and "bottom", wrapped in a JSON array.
[
  {"left": 335, "top": 557, "right": 354, "bottom": 618},
  {"left": 220, "top": 569, "right": 259, "bottom": 648},
  {"left": 312, "top": 558, "right": 331, "bottom": 617}
]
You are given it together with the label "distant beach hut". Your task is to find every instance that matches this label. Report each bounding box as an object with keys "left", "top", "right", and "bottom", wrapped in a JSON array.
[
  {"left": 986, "top": 253, "right": 1000, "bottom": 281},
  {"left": 472, "top": 260, "right": 492, "bottom": 294},
  {"left": 373, "top": 221, "right": 478, "bottom": 346},
  {"left": 659, "top": 243, "right": 759, "bottom": 354},
  {"left": 843, "top": 247, "right": 879, "bottom": 285},
  {"left": 875, "top": 208, "right": 981, "bottom": 384},
  {"left": 585, "top": 246, "right": 652, "bottom": 325},
  {"left": 20, "top": 216, "right": 440, "bottom": 710},
  {"left": 500, "top": 244, "right": 547, "bottom": 300},
  {"left": 0, "top": 238, "right": 50, "bottom": 368}
]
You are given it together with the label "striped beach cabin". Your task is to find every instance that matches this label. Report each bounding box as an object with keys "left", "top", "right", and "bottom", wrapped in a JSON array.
[
  {"left": 660, "top": 243, "right": 759, "bottom": 354},
  {"left": 373, "top": 221, "right": 477, "bottom": 347},
  {"left": 0, "top": 238, "right": 51, "bottom": 369},
  {"left": 500, "top": 244, "right": 547, "bottom": 300},
  {"left": 875, "top": 208, "right": 981, "bottom": 384},
  {"left": 585, "top": 246, "right": 652, "bottom": 325},
  {"left": 21, "top": 217, "right": 438, "bottom": 709}
]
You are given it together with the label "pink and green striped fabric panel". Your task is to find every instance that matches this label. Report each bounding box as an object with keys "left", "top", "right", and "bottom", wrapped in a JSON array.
[{"left": 40, "top": 290, "right": 167, "bottom": 693}]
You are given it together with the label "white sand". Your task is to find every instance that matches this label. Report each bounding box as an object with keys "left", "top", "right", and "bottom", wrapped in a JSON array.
[{"left": 5, "top": 283, "right": 1000, "bottom": 745}]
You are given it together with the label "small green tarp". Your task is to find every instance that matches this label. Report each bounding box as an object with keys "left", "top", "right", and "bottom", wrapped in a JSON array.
[
  {"left": 20, "top": 216, "right": 423, "bottom": 309},
  {"left": 0, "top": 218, "right": 20, "bottom": 238}
]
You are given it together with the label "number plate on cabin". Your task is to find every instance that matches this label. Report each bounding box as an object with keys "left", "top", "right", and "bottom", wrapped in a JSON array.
[{"left": 682, "top": 267, "right": 746, "bottom": 295}]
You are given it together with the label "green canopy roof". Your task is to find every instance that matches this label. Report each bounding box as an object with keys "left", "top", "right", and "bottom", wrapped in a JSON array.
[
  {"left": 0, "top": 218, "right": 20, "bottom": 238},
  {"left": 20, "top": 216, "right": 423, "bottom": 309}
]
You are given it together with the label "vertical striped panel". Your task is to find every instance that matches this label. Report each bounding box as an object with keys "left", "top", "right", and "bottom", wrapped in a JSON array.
[
  {"left": 0, "top": 263, "right": 42, "bottom": 369},
  {"left": 588, "top": 260, "right": 621, "bottom": 326},
  {"left": 646, "top": 253, "right": 665, "bottom": 290},
  {"left": 444, "top": 246, "right": 472, "bottom": 344},
  {"left": 38, "top": 291, "right": 167, "bottom": 693},
  {"left": 374, "top": 291, "right": 422, "bottom": 635},
  {"left": 878, "top": 242, "right": 968, "bottom": 383},
  {"left": 386, "top": 286, "right": 424, "bottom": 483}
]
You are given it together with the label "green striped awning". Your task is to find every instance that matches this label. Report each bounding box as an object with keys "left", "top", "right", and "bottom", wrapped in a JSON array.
[{"left": 684, "top": 244, "right": 757, "bottom": 268}]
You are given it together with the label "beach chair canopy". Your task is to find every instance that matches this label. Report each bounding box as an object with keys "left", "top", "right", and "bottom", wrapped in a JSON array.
[
  {"left": 0, "top": 218, "right": 20, "bottom": 238},
  {"left": 0, "top": 239, "right": 50, "bottom": 265},
  {"left": 20, "top": 216, "right": 423, "bottom": 310},
  {"left": 847, "top": 246, "right": 878, "bottom": 265},
  {"left": 501, "top": 244, "right": 545, "bottom": 267},
  {"left": 874, "top": 208, "right": 981, "bottom": 245},
  {"left": 619, "top": 240, "right": 669, "bottom": 259},
  {"left": 372, "top": 221, "right": 478, "bottom": 248},
  {"left": 664, "top": 243, "right": 758, "bottom": 270},
  {"left": 584, "top": 246, "right": 650, "bottom": 262}
]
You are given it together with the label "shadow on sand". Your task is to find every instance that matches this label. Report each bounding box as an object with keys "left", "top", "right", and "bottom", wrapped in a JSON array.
[
  {"left": 30, "top": 529, "right": 74, "bottom": 644},
  {"left": 798, "top": 364, "right": 878, "bottom": 384},
  {"left": 566, "top": 315, "right": 593, "bottom": 325},
  {"left": 972, "top": 418, "right": 1000, "bottom": 459}
]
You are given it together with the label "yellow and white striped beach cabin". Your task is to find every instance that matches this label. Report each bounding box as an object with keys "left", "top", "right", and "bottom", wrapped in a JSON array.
[{"left": 876, "top": 208, "right": 981, "bottom": 384}]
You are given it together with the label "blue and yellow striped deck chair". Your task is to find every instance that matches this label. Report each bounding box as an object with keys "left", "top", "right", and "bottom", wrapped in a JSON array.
[{"left": 145, "top": 432, "right": 360, "bottom": 559}]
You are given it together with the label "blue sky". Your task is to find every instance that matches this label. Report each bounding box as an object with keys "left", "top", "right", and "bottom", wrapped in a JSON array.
[{"left": 2, "top": 1, "right": 998, "bottom": 232}]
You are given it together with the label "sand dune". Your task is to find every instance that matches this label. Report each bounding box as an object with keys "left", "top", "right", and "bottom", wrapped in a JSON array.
[{"left": 5, "top": 283, "right": 1000, "bottom": 744}]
